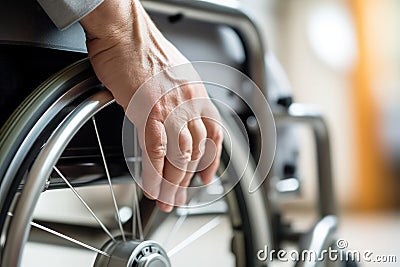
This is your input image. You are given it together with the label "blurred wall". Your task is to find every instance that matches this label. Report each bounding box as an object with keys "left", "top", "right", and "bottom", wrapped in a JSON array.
[{"left": 243, "top": 0, "right": 399, "bottom": 211}]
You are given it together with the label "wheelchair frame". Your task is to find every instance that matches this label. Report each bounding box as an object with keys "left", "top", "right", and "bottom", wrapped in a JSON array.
[
  {"left": 144, "top": 1, "right": 339, "bottom": 266},
  {"left": 0, "top": 0, "right": 338, "bottom": 266}
]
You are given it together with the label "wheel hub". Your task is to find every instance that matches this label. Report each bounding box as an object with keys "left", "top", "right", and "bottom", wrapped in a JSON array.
[{"left": 94, "top": 238, "right": 170, "bottom": 267}]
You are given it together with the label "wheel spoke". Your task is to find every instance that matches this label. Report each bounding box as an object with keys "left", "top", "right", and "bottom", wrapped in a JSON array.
[
  {"left": 53, "top": 166, "right": 116, "bottom": 242},
  {"left": 132, "top": 191, "right": 137, "bottom": 238},
  {"left": 31, "top": 221, "right": 110, "bottom": 257},
  {"left": 163, "top": 213, "right": 187, "bottom": 249},
  {"left": 163, "top": 190, "right": 201, "bottom": 248},
  {"left": 143, "top": 206, "right": 162, "bottom": 238},
  {"left": 92, "top": 116, "right": 126, "bottom": 241},
  {"left": 132, "top": 127, "right": 144, "bottom": 240},
  {"left": 7, "top": 212, "right": 109, "bottom": 257},
  {"left": 163, "top": 197, "right": 196, "bottom": 248},
  {"left": 167, "top": 216, "right": 221, "bottom": 257},
  {"left": 133, "top": 185, "right": 144, "bottom": 241}
]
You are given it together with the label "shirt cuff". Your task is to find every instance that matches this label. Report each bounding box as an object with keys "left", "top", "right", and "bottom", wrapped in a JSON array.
[{"left": 37, "top": 0, "right": 104, "bottom": 30}]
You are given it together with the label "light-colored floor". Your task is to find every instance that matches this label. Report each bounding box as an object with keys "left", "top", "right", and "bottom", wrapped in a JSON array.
[
  {"left": 337, "top": 212, "right": 400, "bottom": 267},
  {"left": 21, "top": 212, "right": 399, "bottom": 266},
  {"left": 273, "top": 211, "right": 400, "bottom": 267}
]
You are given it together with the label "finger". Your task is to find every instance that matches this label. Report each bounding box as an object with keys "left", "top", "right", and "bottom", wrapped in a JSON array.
[
  {"left": 141, "top": 120, "right": 167, "bottom": 200},
  {"left": 185, "top": 118, "right": 207, "bottom": 174},
  {"left": 198, "top": 116, "right": 223, "bottom": 184},
  {"left": 141, "top": 156, "right": 162, "bottom": 200},
  {"left": 157, "top": 159, "right": 186, "bottom": 212},
  {"left": 173, "top": 119, "right": 206, "bottom": 207},
  {"left": 198, "top": 142, "right": 221, "bottom": 184},
  {"left": 175, "top": 177, "right": 192, "bottom": 206},
  {"left": 157, "top": 125, "right": 192, "bottom": 212},
  {"left": 188, "top": 118, "right": 207, "bottom": 161}
]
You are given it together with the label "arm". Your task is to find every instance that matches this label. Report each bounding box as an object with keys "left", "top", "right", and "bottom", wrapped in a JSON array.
[{"left": 39, "top": 0, "right": 223, "bottom": 212}]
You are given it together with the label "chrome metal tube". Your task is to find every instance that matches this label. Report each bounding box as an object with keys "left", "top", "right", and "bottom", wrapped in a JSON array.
[
  {"left": 274, "top": 104, "right": 336, "bottom": 217},
  {"left": 142, "top": 0, "right": 267, "bottom": 94}
]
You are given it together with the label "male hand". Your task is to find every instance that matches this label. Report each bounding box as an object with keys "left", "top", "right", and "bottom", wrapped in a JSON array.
[{"left": 80, "top": 0, "right": 223, "bottom": 212}]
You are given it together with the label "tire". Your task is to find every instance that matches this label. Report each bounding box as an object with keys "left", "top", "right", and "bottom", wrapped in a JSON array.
[{"left": 0, "top": 59, "right": 272, "bottom": 267}]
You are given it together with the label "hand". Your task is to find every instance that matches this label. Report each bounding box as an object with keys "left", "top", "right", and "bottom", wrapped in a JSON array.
[{"left": 80, "top": 0, "right": 223, "bottom": 212}]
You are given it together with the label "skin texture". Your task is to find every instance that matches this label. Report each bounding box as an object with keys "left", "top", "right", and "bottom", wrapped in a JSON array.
[{"left": 80, "top": 0, "right": 222, "bottom": 212}]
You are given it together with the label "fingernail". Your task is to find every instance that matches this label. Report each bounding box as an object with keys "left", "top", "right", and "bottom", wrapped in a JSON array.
[
  {"left": 175, "top": 191, "right": 187, "bottom": 206},
  {"left": 157, "top": 202, "right": 173, "bottom": 212}
]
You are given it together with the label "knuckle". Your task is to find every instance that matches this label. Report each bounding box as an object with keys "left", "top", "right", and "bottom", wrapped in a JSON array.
[
  {"left": 209, "top": 126, "right": 223, "bottom": 142},
  {"left": 182, "top": 85, "right": 196, "bottom": 100},
  {"left": 148, "top": 144, "right": 166, "bottom": 159},
  {"left": 178, "top": 133, "right": 192, "bottom": 163},
  {"left": 150, "top": 102, "right": 169, "bottom": 119},
  {"left": 145, "top": 121, "right": 167, "bottom": 159},
  {"left": 171, "top": 152, "right": 191, "bottom": 165},
  {"left": 179, "top": 130, "right": 193, "bottom": 152},
  {"left": 179, "top": 151, "right": 192, "bottom": 163},
  {"left": 191, "top": 150, "right": 202, "bottom": 160},
  {"left": 151, "top": 101, "right": 164, "bottom": 114}
]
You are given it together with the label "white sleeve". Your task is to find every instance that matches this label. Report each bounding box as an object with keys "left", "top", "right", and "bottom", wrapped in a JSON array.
[{"left": 37, "top": 0, "right": 104, "bottom": 30}]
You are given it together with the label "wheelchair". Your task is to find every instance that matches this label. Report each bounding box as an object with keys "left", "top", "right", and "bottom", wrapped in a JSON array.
[{"left": 0, "top": 0, "right": 345, "bottom": 266}]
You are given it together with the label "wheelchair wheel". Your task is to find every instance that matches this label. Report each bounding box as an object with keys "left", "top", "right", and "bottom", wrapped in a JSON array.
[{"left": 0, "top": 59, "right": 271, "bottom": 267}]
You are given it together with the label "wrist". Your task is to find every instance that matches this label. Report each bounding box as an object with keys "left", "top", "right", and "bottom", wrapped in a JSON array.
[{"left": 79, "top": 0, "right": 142, "bottom": 40}]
